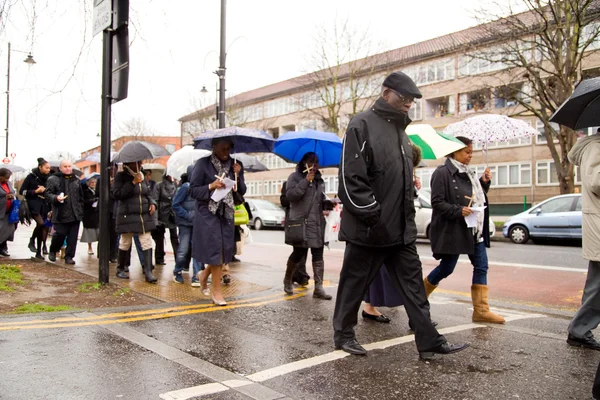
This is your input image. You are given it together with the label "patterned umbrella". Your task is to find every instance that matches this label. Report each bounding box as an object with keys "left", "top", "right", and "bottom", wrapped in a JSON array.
[
  {"left": 193, "top": 126, "right": 276, "bottom": 154},
  {"left": 406, "top": 124, "right": 466, "bottom": 160},
  {"left": 443, "top": 114, "right": 538, "bottom": 162}
]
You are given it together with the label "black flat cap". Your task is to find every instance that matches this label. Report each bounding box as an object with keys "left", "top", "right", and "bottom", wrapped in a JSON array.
[{"left": 383, "top": 72, "right": 422, "bottom": 99}]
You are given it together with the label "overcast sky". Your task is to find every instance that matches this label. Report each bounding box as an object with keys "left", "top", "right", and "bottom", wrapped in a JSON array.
[{"left": 1, "top": 0, "right": 490, "bottom": 168}]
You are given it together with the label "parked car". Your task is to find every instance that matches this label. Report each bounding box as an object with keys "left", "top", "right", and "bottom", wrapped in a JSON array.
[
  {"left": 502, "top": 194, "right": 582, "bottom": 244},
  {"left": 247, "top": 199, "right": 286, "bottom": 230},
  {"left": 416, "top": 190, "right": 495, "bottom": 239}
]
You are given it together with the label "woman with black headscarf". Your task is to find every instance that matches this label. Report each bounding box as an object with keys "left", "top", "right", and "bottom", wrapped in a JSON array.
[{"left": 20, "top": 157, "right": 51, "bottom": 260}]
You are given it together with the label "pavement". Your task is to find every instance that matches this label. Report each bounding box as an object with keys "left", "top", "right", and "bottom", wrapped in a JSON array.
[{"left": 0, "top": 225, "right": 598, "bottom": 399}]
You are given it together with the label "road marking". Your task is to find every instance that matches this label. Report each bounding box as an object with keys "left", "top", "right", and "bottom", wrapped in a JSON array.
[
  {"left": 162, "top": 311, "right": 545, "bottom": 399},
  {"left": 250, "top": 243, "right": 587, "bottom": 272},
  {"left": 0, "top": 290, "right": 312, "bottom": 331},
  {"left": 160, "top": 383, "right": 229, "bottom": 400}
]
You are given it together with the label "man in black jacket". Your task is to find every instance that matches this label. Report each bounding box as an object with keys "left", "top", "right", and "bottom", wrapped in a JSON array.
[
  {"left": 333, "top": 72, "right": 469, "bottom": 360},
  {"left": 45, "top": 160, "right": 84, "bottom": 265}
]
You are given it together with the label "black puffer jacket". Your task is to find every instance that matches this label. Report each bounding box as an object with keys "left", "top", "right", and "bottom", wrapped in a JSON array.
[
  {"left": 154, "top": 177, "right": 177, "bottom": 229},
  {"left": 112, "top": 171, "right": 157, "bottom": 234},
  {"left": 338, "top": 97, "right": 417, "bottom": 247},
  {"left": 45, "top": 172, "right": 84, "bottom": 224},
  {"left": 286, "top": 168, "right": 327, "bottom": 249},
  {"left": 429, "top": 158, "right": 491, "bottom": 256},
  {"left": 82, "top": 185, "right": 99, "bottom": 229},
  {"left": 19, "top": 168, "right": 50, "bottom": 216}
]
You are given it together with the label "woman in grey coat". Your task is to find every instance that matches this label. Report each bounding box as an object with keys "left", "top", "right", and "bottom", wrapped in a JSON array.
[
  {"left": 283, "top": 152, "right": 332, "bottom": 300},
  {"left": 0, "top": 168, "right": 16, "bottom": 256}
]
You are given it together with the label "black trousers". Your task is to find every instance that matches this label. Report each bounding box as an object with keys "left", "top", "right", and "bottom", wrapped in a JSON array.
[
  {"left": 289, "top": 246, "right": 323, "bottom": 263},
  {"left": 292, "top": 254, "right": 310, "bottom": 283},
  {"left": 50, "top": 221, "right": 80, "bottom": 260},
  {"left": 333, "top": 242, "right": 445, "bottom": 352},
  {"left": 594, "top": 360, "right": 600, "bottom": 399},
  {"left": 109, "top": 217, "right": 119, "bottom": 261},
  {"left": 152, "top": 225, "right": 179, "bottom": 263}
]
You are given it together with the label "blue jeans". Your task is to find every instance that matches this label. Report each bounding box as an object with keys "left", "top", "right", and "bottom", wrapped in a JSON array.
[
  {"left": 173, "top": 226, "right": 203, "bottom": 281},
  {"left": 427, "top": 241, "right": 489, "bottom": 286}
]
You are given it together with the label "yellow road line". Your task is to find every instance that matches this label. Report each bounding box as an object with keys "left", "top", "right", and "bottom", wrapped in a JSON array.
[
  {"left": 0, "top": 290, "right": 304, "bottom": 327},
  {"left": 0, "top": 291, "right": 309, "bottom": 331}
]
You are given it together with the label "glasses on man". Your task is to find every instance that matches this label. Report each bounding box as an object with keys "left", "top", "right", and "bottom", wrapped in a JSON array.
[{"left": 389, "top": 89, "right": 417, "bottom": 104}]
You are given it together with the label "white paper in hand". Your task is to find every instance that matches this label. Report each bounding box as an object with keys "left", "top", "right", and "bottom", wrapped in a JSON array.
[
  {"left": 464, "top": 206, "right": 486, "bottom": 228},
  {"left": 210, "top": 178, "right": 236, "bottom": 202}
]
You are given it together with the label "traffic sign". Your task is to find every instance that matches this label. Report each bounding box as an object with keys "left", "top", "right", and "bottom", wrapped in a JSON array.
[
  {"left": 10, "top": 152, "right": 16, "bottom": 158},
  {"left": 93, "top": 0, "right": 112, "bottom": 37},
  {"left": 2, "top": 158, "right": 10, "bottom": 164}
]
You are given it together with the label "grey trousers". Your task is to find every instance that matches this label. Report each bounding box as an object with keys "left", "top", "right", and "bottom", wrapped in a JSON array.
[{"left": 569, "top": 260, "right": 600, "bottom": 339}]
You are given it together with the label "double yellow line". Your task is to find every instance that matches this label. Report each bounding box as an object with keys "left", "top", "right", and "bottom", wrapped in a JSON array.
[{"left": 0, "top": 289, "right": 309, "bottom": 331}]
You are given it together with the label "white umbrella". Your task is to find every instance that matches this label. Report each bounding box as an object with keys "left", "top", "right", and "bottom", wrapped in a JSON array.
[
  {"left": 443, "top": 114, "right": 538, "bottom": 163},
  {"left": 166, "top": 146, "right": 211, "bottom": 178},
  {"left": 406, "top": 124, "right": 466, "bottom": 160}
]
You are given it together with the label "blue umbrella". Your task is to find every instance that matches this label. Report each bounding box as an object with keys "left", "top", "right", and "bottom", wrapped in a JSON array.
[
  {"left": 81, "top": 172, "right": 100, "bottom": 184},
  {"left": 193, "top": 126, "right": 276, "bottom": 153},
  {"left": 274, "top": 130, "right": 342, "bottom": 168}
]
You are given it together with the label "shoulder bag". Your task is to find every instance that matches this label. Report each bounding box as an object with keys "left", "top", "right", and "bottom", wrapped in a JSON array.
[{"left": 284, "top": 188, "right": 318, "bottom": 247}]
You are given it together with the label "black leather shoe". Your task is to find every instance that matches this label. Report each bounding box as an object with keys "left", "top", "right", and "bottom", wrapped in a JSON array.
[
  {"left": 419, "top": 342, "right": 470, "bottom": 360},
  {"left": 567, "top": 334, "right": 600, "bottom": 351},
  {"left": 0, "top": 249, "right": 10, "bottom": 257},
  {"left": 64, "top": 258, "right": 75, "bottom": 265},
  {"left": 156, "top": 260, "right": 166, "bottom": 266},
  {"left": 335, "top": 339, "right": 367, "bottom": 356},
  {"left": 48, "top": 253, "right": 56, "bottom": 262},
  {"left": 362, "top": 310, "right": 391, "bottom": 323},
  {"left": 231, "top": 256, "right": 240, "bottom": 263}
]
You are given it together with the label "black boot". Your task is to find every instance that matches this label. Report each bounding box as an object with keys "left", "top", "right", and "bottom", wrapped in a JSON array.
[
  {"left": 28, "top": 237, "right": 37, "bottom": 253},
  {"left": 312, "top": 260, "right": 332, "bottom": 300},
  {"left": 283, "top": 259, "right": 297, "bottom": 295},
  {"left": 143, "top": 249, "right": 157, "bottom": 283},
  {"left": 42, "top": 242, "right": 48, "bottom": 255},
  {"left": 116, "top": 250, "right": 129, "bottom": 279},
  {"left": 124, "top": 249, "right": 131, "bottom": 273}
]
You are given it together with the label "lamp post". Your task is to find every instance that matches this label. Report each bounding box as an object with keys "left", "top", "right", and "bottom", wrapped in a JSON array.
[{"left": 5, "top": 42, "right": 36, "bottom": 157}]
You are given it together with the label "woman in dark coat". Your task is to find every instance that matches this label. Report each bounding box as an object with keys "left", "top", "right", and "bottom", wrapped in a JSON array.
[
  {"left": 80, "top": 177, "right": 99, "bottom": 255},
  {"left": 112, "top": 161, "right": 158, "bottom": 283},
  {"left": 425, "top": 136, "right": 504, "bottom": 324},
  {"left": 19, "top": 157, "right": 51, "bottom": 259},
  {"left": 190, "top": 137, "right": 245, "bottom": 306},
  {"left": 283, "top": 152, "right": 332, "bottom": 300},
  {"left": 0, "top": 168, "right": 16, "bottom": 256}
]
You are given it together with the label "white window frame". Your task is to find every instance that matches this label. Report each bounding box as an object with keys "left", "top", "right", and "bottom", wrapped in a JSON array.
[
  {"left": 322, "top": 175, "right": 339, "bottom": 195},
  {"left": 535, "top": 120, "right": 560, "bottom": 144},
  {"left": 409, "top": 99, "right": 423, "bottom": 121},
  {"left": 415, "top": 168, "right": 435, "bottom": 189},
  {"left": 245, "top": 180, "right": 262, "bottom": 197},
  {"left": 536, "top": 160, "right": 560, "bottom": 186},
  {"left": 472, "top": 162, "right": 532, "bottom": 188},
  {"left": 473, "top": 135, "right": 532, "bottom": 150}
]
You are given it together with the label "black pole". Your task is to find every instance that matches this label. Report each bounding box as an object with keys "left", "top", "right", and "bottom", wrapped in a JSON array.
[
  {"left": 5, "top": 42, "right": 10, "bottom": 157},
  {"left": 218, "top": 0, "right": 226, "bottom": 129},
  {"left": 98, "top": 29, "right": 113, "bottom": 284}
]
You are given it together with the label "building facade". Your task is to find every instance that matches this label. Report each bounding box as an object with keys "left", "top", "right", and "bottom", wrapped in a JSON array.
[{"left": 179, "top": 15, "right": 600, "bottom": 215}]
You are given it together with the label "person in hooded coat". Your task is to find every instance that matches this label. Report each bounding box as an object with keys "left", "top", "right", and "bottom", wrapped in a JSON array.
[
  {"left": 19, "top": 157, "right": 51, "bottom": 259},
  {"left": 152, "top": 173, "right": 179, "bottom": 265},
  {"left": 190, "top": 137, "right": 245, "bottom": 306},
  {"left": 282, "top": 152, "right": 333, "bottom": 300}
]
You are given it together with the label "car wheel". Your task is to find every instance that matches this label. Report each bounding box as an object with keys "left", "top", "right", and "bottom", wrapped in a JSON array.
[
  {"left": 254, "top": 218, "right": 263, "bottom": 231},
  {"left": 509, "top": 225, "right": 529, "bottom": 244}
]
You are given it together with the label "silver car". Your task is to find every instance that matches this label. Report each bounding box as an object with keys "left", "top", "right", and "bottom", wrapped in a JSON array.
[{"left": 247, "top": 199, "right": 286, "bottom": 230}]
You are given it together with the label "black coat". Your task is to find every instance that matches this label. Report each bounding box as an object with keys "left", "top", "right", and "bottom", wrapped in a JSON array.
[
  {"left": 19, "top": 169, "right": 50, "bottom": 216},
  {"left": 429, "top": 158, "right": 491, "bottom": 256},
  {"left": 112, "top": 171, "right": 157, "bottom": 234},
  {"left": 82, "top": 185, "right": 99, "bottom": 229},
  {"left": 338, "top": 97, "right": 417, "bottom": 247},
  {"left": 286, "top": 169, "right": 327, "bottom": 249},
  {"left": 190, "top": 156, "right": 246, "bottom": 265},
  {"left": 45, "top": 173, "right": 84, "bottom": 224},
  {"left": 155, "top": 178, "right": 177, "bottom": 229}
]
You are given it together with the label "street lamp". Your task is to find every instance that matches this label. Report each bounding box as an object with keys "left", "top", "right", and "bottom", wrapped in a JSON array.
[{"left": 5, "top": 42, "right": 36, "bottom": 157}]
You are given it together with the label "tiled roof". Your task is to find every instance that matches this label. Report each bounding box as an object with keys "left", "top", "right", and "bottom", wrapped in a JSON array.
[{"left": 179, "top": 2, "right": 600, "bottom": 123}]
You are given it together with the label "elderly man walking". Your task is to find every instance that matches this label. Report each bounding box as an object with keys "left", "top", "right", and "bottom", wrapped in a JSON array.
[
  {"left": 45, "top": 160, "right": 84, "bottom": 264},
  {"left": 333, "top": 72, "right": 469, "bottom": 360}
]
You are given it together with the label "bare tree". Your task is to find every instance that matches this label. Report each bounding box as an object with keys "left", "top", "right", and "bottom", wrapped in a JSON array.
[
  {"left": 467, "top": 0, "right": 600, "bottom": 193},
  {"left": 299, "top": 18, "right": 391, "bottom": 135},
  {"left": 116, "top": 117, "right": 156, "bottom": 138}
]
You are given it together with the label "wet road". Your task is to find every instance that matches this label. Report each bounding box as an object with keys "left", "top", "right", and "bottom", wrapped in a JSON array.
[{"left": 0, "top": 231, "right": 597, "bottom": 399}]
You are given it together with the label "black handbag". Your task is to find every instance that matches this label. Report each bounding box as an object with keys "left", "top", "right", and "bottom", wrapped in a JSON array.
[{"left": 284, "top": 189, "right": 319, "bottom": 246}]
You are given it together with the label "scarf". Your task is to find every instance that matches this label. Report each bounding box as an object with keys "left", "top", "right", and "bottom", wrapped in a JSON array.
[
  {"left": 208, "top": 154, "right": 234, "bottom": 220},
  {"left": 450, "top": 158, "right": 485, "bottom": 239}
]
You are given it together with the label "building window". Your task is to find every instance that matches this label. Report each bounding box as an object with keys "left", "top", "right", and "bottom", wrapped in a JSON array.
[
  {"left": 424, "top": 96, "right": 455, "bottom": 119},
  {"left": 404, "top": 58, "right": 455, "bottom": 86},
  {"left": 473, "top": 135, "right": 532, "bottom": 150},
  {"left": 245, "top": 181, "right": 262, "bottom": 197},
  {"left": 298, "top": 120, "right": 318, "bottom": 131},
  {"left": 536, "top": 120, "right": 560, "bottom": 144},
  {"left": 494, "top": 83, "right": 527, "bottom": 108},
  {"left": 458, "top": 47, "right": 508, "bottom": 76},
  {"left": 322, "top": 175, "right": 339, "bottom": 194},
  {"left": 260, "top": 154, "right": 295, "bottom": 170},
  {"left": 165, "top": 144, "right": 176, "bottom": 154},
  {"left": 408, "top": 99, "right": 422, "bottom": 121},
  {"left": 472, "top": 163, "right": 531, "bottom": 187},
  {"left": 536, "top": 160, "right": 559, "bottom": 186},
  {"left": 459, "top": 90, "right": 490, "bottom": 113},
  {"left": 263, "top": 179, "right": 286, "bottom": 196},
  {"left": 581, "top": 22, "right": 600, "bottom": 51},
  {"left": 415, "top": 168, "right": 435, "bottom": 189}
]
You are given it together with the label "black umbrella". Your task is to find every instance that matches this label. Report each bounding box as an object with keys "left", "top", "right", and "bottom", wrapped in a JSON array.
[
  {"left": 112, "top": 140, "right": 171, "bottom": 163},
  {"left": 233, "top": 153, "right": 269, "bottom": 173},
  {"left": 550, "top": 77, "right": 600, "bottom": 130}
]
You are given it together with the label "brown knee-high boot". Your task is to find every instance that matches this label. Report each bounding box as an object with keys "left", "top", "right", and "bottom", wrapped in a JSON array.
[
  {"left": 283, "top": 259, "right": 296, "bottom": 295},
  {"left": 312, "top": 260, "right": 332, "bottom": 300},
  {"left": 471, "top": 284, "right": 505, "bottom": 324},
  {"left": 424, "top": 277, "right": 438, "bottom": 298}
]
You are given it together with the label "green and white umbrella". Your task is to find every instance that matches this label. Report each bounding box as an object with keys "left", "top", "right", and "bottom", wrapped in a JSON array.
[{"left": 406, "top": 124, "right": 466, "bottom": 160}]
